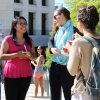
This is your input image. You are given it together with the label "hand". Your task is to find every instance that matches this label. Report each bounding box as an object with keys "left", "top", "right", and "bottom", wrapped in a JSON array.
[
  {"left": 66, "top": 42, "right": 72, "bottom": 54},
  {"left": 74, "top": 32, "right": 82, "bottom": 39},
  {"left": 17, "top": 51, "right": 28, "bottom": 58},
  {"left": 31, "top": 60, "right": 34, "bottom": 65},
  {"left": 26, "top": 52, "right": 31, "bottom": 58},
  {"left": 51, "top": 48, "right": 61, "bottom": 56}
]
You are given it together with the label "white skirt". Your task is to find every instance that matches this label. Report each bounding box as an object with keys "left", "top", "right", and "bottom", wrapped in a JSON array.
[{"left": 71, "top": 90, "right": 89, "bottom": 100}]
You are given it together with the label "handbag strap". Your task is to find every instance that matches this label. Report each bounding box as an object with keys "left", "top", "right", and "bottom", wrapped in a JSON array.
[{"left": 77, "top": 69, "right": 86, "bottom": 86}]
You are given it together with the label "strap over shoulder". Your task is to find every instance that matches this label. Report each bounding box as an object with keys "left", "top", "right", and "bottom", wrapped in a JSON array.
[{"left": 83, "top": 36, "right": 98, "bottom": 47}]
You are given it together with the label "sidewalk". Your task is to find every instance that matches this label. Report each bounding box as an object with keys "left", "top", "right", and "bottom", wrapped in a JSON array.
[
  {"left": 1, "top": 72, "right": 64, "bottom": 100},
  {"left": 1, "top": 74, "right": 50, "bottom": 100}
]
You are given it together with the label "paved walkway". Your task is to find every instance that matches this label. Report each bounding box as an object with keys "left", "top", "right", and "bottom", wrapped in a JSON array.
[
  {"left": 1, "top": 71, "right": 64, "bottom": 100},
  {"left": 1, "top": 74, "right": 51, "bottom": 100},
  {"left": 1, "top": 83, "right": 51, "bottom": 100}
]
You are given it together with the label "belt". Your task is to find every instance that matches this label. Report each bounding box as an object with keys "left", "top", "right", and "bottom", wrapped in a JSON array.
[{"left": 53, "top": 62, "right": 67, "bottom": 67}]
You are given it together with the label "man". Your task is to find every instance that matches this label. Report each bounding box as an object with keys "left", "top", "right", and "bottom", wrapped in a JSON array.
[{"left": 0, "top": 22, "right": 6, "bottom": 100}]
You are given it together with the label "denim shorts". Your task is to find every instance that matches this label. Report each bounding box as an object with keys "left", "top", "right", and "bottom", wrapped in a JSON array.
[{"left": 0, "top": 60, "right": 5, "bottom": 65}]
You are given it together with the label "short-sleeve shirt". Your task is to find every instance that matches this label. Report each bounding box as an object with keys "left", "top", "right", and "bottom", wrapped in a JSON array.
[{"left": 4, "top": 35, "right": 33, "bottom": 78}]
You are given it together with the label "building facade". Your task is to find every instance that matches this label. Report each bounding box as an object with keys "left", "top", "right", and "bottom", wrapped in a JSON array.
[{"left": 0, "top": 0, "right": 55, "bottom": 47}]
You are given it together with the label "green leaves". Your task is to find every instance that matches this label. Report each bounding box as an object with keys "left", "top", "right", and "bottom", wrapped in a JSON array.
[
  {"left": 64, "top": 0, "right": 100, "bottom": 33},
  {"left": 43, "top": 48, "right": 53, "bottom": 68},
  {"left": 44, "top": 1, "right": 100, "bottom": 68},
  {"left": 43, "top": 32, "right": 53, "bottom": 68}
]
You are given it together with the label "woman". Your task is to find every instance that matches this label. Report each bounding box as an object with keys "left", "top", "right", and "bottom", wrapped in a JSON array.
[
  {"left": 48, "top": 7, "right": 75, "bottom": 100},
  {"left": 31, "top": 46, "right": 46, "bottom": 97},
  {"left": 0, "top": 22, "right": 6, "bottom": 84},
  {"left": 0, "top": 16, "right": 36, "bottom": 100},
  {"left": 67, "top": 5, "right": 100, "bottom": 100}
]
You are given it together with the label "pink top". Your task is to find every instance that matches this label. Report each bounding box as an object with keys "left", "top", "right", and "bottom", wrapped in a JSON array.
[{"left": 4, "top": 35, "right": 33, "bottom": 78}]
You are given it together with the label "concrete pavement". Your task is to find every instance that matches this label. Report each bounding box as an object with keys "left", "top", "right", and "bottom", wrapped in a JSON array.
[
  {"left": 1, "top": 73, "right": 64, "bottom": 100},
  {"left": 1, "top": 74, "right": 50, "bottom": 100},
  {"left": 1, "top": 83, "right": 50, "bottom": 100}
]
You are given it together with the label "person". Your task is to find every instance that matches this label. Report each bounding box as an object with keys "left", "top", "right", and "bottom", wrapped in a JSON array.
[
  {"left": 0, "top": 60, "right": 6, "bottom": 100},
  {"left": 0, "top": 22, "right": 6, "bottom": 83},
  {"left": 0, "top": 59, "right": 6, "bottom": 83},
  {"left": 66, "top": 5, "right": 100, "bottom": 100},
  {"left": 31, "top": 46, "right": 46, "bottom": 97},
  {"left": 48, "top": 7, "right": 75, "bottom": 100},
  {"left": 0, "top": 16, "right": 36, "bottom": 100}
]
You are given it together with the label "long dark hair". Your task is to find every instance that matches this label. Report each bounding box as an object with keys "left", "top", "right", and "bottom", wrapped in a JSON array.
[
  {"left": 38, "top": 46, "right": 46, "bottom": 59},
  {"left": 9, "top": 16, "right": 32, "bottom": 47},
  {"left": 53, "top": 7, "right": 70, "bottom": 34}
]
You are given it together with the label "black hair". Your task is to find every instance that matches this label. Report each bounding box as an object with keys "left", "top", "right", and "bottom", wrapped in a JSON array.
[
  {"left": 9, "top": 16, "right": 32, "bottom": 47},
  {"left": 39, "top": 46, "right": 46, "bottom": 59}
]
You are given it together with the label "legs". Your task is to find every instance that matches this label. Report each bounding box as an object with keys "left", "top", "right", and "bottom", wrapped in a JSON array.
[
  {"left": 60, "top": 66, "right": 73, "bottom": 100},
  {"left": 49, "top": 62, "right": 74, "bottom": 100},
  {"left": 4, "top": 77, "right": 19, "bottom": 100},
  {"left": 33, "top": 75, "right": 44, "bottom": 97},
  {"left": 49, "top": 62, "right": 61, "bottom": 100},
  {"left": 33, "top": 76, "right": 39, "bottom": 97},
  {"left": 17, "top": 76, "right": 32, "bottom": 100},
  {"left": 4, "top": 76, "right": 32, "bottom": 100},
  {"left": 39, "top": 76, "right": 44, "bottom": 97}
]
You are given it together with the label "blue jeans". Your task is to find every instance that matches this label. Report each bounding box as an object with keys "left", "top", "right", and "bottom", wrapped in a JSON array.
[{"left": 49, "top": 62, "right": 74, "bottom": 100}]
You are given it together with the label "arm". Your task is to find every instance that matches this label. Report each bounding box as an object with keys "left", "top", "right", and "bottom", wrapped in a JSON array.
[
  {"left": 28, "top": 41, "right": 36, "bottom": 60},
  {"left": 48, "top": 33, "right": 61, "bottom": 56},
  {"left": 67, "top": 39, "right": 81, "bottom": 76},
  {"left": 48, "top": 33, "right": 55, "bottom": 54},
  {"left": 31, "top": 56, "right": 44, "bottom": 68},
  {"left": 0, "top": 39, "right": 28, "bottom": 60}
]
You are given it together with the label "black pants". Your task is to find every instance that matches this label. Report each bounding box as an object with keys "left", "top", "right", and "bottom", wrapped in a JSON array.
[
  {"left": 49, "top": 62, "right": 75, "bottom": 100},
  {"left": 4, "top": 76, "right": 32, "bottom": 100}
]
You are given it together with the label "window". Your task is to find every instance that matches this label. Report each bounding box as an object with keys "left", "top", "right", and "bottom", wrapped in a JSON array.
[
  {"left": 14, "top": 11, "right": 19, "bottom": 18},
  {"left": 14, "top": 0, "right": 20, "bottom": 3},
  {"left": 29, "top": 0, "right": 33, "bottom": 4},
  {"left": 29, "top": 13, "right": 33, "bottom": 35},
  {"left": 29, "top": 0, "right": 36, "bottom": 5},
  {"left": 42, "top": 14, "right": 46, "bottom": 35},
  {"left": 42, "top": 0, "right": 46, "bottom": 6}
]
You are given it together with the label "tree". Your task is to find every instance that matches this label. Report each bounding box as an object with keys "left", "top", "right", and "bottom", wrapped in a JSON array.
[
  {"left": 43, "top": 0, "right": 100, "bottom": 68},
  {"left": 64, "top": 0, "right": 100, "bottom": 33},
  {"left": 43, "top": 32, "right": 53, "bottom": 68}
]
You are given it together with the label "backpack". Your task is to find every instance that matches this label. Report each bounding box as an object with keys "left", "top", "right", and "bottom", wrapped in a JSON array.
[{"left": 78, "top": 36, "right": 100, "bottom": 100}]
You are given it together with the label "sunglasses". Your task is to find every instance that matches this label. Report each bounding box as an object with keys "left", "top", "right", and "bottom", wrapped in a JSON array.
[
  {"left": 54, "top": 13, "right": 61, "bottom": 19},
  {"left": 37, "top": 49, "right": 41, "bottom": 50},
  {"left": 17, "top": 22, "right": 28, "bottom": 26}
]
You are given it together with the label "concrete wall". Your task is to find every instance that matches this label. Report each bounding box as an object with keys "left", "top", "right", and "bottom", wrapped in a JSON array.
[{"left": 0, "top": 0, "right": 55, "bottom": 47}]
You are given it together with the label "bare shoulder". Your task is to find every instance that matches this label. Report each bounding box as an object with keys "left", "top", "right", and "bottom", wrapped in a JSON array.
[{"left": 38, "top": 55, "right": 44, "bottom": 61}]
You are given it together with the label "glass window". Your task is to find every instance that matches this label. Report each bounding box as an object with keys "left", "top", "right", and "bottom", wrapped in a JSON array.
[
  {"left": 42, "top": 0, "right": 46, "bottom": 6},
  {"left": 14, "top": 0, "right": 20, "bottom": 3},
  {"left": 29, "top": 13, "right": 33, "bottom": 35},
  {"left": 29, "top": 0, "right": 33, "bottom": 4},
  {"left": 14, "top": 11, "right": 19, "bottom": 18},
  {"left": 42, "top": 14, "right": 46, "bottom": 35}
]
